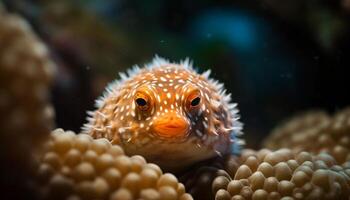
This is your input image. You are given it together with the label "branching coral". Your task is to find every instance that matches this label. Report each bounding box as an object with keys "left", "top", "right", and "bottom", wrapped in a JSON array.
[
  {"left": 264, "top": 109, "right": 350, "bottom": 164},
  {"left": 213, "top": 148, "right": 350, "bottom": 200},
  {"left": 35, "top": 129, "right": 193, "bottom": 200}
]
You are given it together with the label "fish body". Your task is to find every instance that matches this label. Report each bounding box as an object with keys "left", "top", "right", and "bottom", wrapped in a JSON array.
[{"left": 84, "top": 56, "right": 243, "bottom": 171}]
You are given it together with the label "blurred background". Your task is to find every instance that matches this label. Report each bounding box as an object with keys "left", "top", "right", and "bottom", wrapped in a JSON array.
[{"left": 2, "top": 0, "right": 349, "bottom": 148}]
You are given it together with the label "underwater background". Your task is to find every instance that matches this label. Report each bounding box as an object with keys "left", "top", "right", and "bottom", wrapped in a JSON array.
[{"left": 2, "top": 0, "right": 350, "bottom": 148}]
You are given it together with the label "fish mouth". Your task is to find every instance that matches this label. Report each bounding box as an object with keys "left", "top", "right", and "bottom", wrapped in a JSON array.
[{"left": 152, "top": 114, "right": 189, "bottom": 138}]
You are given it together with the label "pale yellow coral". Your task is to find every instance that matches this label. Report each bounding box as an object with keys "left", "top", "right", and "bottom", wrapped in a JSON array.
[
  {"left": 0, "top": 9, "right": 56, "bottom": 198},
  {"left": 213, "top": 149, "right": 350, "bottom": 200},
  {"left": 0, "top": 9, "right": 55, "bottom": 154},
  {"left": 263, "top": 111, "right": 330, "bottom": 151},
  {"left": 264, "top": 108, "right": 350, "bottom": 164},
  {"left": 35, "top": 129, "right": 193, "bottom": 200}
]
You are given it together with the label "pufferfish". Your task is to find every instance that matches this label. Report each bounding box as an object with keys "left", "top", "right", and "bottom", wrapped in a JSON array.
[{"left": 83, "top": 56, "right": 243, "bottom": 172}]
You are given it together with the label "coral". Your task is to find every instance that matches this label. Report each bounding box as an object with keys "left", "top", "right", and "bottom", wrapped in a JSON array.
[
  {"left": 35, "top": 129, "right": 193, "bottom": 200},
  {"left": 213, "top": 148, "right": 350, "bottom": 200},
  {"left": 263, "top": 111, "right": 330, "bottom": 151},
  {"left": 264, "top": 108, "right": 350, "bottom": 164},
  {"left": 0, "top": 8, "right": 56, "bottom": 198},
  {"left": 84, "top": 57, "right": 243, "bottom": 172},
  {"left": 0, "top": 9, "right": 55, "bottom": 153}
]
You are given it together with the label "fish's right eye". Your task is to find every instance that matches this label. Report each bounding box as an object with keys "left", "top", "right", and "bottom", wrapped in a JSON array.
[{"left": 185, "top": 88, "right": 201, "bottom": 111}]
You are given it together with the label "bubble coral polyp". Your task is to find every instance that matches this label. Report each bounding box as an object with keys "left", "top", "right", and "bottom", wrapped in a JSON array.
[
  {"left": 213, "top": 148, "right": 350, "bottom": 200},
  {"left": 0, "top": 9, "right": 55, "bottom": 154},
  {"left": 264, "top": 109, "right": 350, "bottom": 164},
  {"left": 35, "top": 129, "right": 193, "bottom": 200},
  {"left": 84, "top": 57, "right": 243, "bottom": 171},
  {"left": 0, "top": 9, "right": 56, "bottom": 199}
]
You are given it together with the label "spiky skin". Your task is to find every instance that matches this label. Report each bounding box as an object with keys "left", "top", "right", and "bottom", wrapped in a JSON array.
[{"left": 84, "top": 57, "right": 243, "bottom": 172}]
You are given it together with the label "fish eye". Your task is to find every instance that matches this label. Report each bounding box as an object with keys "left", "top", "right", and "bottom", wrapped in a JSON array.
[
  {"left": 134, "top": 90, "right": 153, "bottom": 111},
  {"left": 190, "top": 97, "right": 201, "bottom": 107},
  {"left": 186, "top": 88, "right": 201, "bottom": 110},
  {"left": 136, "top": 98, "right": 147, "bottom": 106}
]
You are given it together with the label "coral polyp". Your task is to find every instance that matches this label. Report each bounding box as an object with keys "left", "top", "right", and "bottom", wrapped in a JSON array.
[
  {"left": 84, "top": 57, "right": 243, "bottom": 171},
  {"left": 0, "top": 9, "right": 55, "bottom": 156},
  {"left": 35, "top": 129, "right": 193, "bottom": 200},
  {"left": 0, "top": 8, "right": 56, "bottom": 199},
  {"left": 264, "top": 109, "right": 350, "bottom": 164},
  {"left": 213, "top": 149, "right": 350, "bottom": 200}
]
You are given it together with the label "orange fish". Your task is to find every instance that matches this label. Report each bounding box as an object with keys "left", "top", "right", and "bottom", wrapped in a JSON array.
[{"left": 83, "top": 56, "right": 243, "bottom": 172}]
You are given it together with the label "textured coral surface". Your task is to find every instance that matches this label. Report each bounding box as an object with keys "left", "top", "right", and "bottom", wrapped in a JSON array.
[
  {"left": 0, "top": 9, "right": 56, "bottom": 199},
  {"left": 264, "top": 109, "right": 350, "bottom": 164},
  {"left": 0, "top": 10, "right": 55, "bottom": 144},
  {"left": 35, "top": 129, "right": 193, "bottom": 200},
  {"left": 213, "top": 148, "right": 350, "bottom": 200}
]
